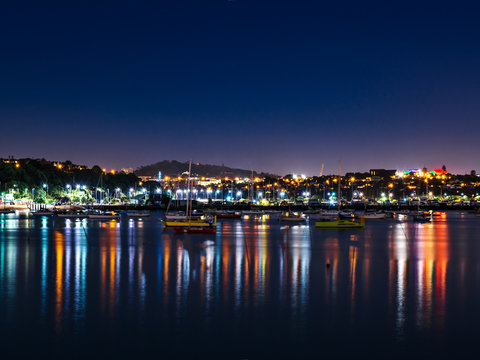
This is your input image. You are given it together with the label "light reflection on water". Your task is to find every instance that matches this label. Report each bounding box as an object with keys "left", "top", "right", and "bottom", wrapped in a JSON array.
[{"left": 0, "top": 211, "right": 480, "bottom": 357}]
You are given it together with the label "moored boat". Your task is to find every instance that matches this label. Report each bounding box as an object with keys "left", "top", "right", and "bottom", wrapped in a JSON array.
[
  {"left": 88, "top": 212, "right": 120, "bottom": 220},
  {"left": 278, "top": 212, "right": 306, "bottom": 222},
  {"left": 413, "top": 215, "right": 430, "bottom": 223},
  {"left": 0, "top": 209, "right": 15, "bottom": 214},
  {"left": 57, "top": 211, "right": 88, "bottom": 218},
  {"left": 315, "top": 217, "right": 365, "bottom": 229},
  {"left": 215, "top": 211, "right": 242, "bottom": 219},
  {"left": 162, "top": 217, "right": 214, "bottom": 228},
  {"left": 126, "top": 212, "right": 150, "bottom": 218},
  {"left": 31, "top": 210, "right": 55, "bottom": 216},
  {"left": 362, "top": 212, "right": 386, "bottom": 219}
]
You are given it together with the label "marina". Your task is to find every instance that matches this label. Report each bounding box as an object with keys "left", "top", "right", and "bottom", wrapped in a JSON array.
[{"left": 1, "top": 209, "right": 480, "bottom": 357}]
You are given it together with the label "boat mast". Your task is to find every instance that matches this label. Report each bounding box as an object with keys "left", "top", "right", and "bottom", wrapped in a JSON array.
[
  {"left": 186, "top": 159, "right": 192, "bottom": 218},
  {"left": 338, "top": 161, "right": 341, "bottom": 212}
]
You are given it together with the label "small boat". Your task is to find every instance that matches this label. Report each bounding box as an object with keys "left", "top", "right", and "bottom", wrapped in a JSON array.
[
  {"left": 31, "top": 210, "right": 55, "bottom": 216},
  {"left": 242, "top": 210, "right": 264, "bottom": 215},
  {"left": 88, "top": 212, "right": 120, "bottom": 220},
  {"left": 315, "top": 217, "right": 365, "bottom": 229},
  {"left": 215, "top": 211, "right": 242, "bottom": 219},
  {"left": 319, "top": 210, "right": 340, "bottom": 216},
  {"left": 278, "top": 212, "right": 306, "bottom": 222},
  {"left": 413, "top": 216, "right": 430, "bottom": 223},
  {"left": 57, "top": 211, "right": 88, "bottom": 218},
  {"left": 362, "top": 212, "right": 386, "bottom": 219},
  {"left": 0, "top": 209, "right": 15, "bottom": 214}
]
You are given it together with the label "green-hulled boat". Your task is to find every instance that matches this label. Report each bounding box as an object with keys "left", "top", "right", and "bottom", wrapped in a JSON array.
[{"left": 315, "top": 217, "right": 365, "bottom": 229}]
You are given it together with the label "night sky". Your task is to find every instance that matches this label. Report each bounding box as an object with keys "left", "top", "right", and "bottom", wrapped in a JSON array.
[{"left": 1, "top": 1, "right": 479, "bottom": 175}]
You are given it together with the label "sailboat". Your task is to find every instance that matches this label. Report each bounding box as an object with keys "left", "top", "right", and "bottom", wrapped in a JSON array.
[
  {"left": 315, "top": 161, "right": 365, "bottom": 229},
  {"left": 162, "top": 160, "right": 216, "bottom": 231}
]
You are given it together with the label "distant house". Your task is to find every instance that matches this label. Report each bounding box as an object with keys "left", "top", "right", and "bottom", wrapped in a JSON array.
[{"left": 369, "top": 169, "right": 396, "bottom": 179}]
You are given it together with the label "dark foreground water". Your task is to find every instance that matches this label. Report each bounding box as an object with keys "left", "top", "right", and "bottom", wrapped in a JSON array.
[{"left": 1, "top": 211, "right": 480, "bottom": 359}]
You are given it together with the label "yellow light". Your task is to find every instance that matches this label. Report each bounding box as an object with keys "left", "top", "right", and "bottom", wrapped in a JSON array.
[
  {"left": 350, "top": 177, "right": 355, "bottom": 182},
  {"left": 102, "top": 168, "right": 106, "bottom": 173},
  {"left": 110, "top": 169, "right": 115, "bottom": 175},
  {"left": 388, "top": 183, "right": 394, "bottom": 188},
  {"left": 15, "top": 163, "right": 20, "bottom": 168},
  {"left": 57, "top": 164, "right": 63, "bottom": 169}
]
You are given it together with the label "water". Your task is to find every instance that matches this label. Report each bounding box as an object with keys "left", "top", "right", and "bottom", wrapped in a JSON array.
[{"left": 1, "top": 211, "right": 480, "bottom": 359}]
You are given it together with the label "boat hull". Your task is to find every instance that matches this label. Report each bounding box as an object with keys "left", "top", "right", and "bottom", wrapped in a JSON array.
[
  {"left": 315, "top": 219, "right": 365, "bottom": 228},
  {"left": 88, "top": 215, "right": 120, "bottom": 220},
  {"left": 162, "top": 220, "right": 213, "bottom": 228}
]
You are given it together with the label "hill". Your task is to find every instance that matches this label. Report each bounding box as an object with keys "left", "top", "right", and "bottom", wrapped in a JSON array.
[{"left": 135, "top": 160, "right": 274, "bottom": 178}]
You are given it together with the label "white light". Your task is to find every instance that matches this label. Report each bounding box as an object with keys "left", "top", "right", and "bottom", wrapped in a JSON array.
[{"left": 129, "top": 188, "right": 134, "bottom": 192}]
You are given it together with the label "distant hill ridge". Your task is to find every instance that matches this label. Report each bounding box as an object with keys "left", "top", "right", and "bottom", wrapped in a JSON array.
[{"left": 135, "top": 160, "right": 273, "bottom": 178}]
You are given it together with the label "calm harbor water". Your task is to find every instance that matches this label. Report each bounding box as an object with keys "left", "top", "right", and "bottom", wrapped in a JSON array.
[{"left": 1, "top": 211, "right": 480, "bottom": 358}]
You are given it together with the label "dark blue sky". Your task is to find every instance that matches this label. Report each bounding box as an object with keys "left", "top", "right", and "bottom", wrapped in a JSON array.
[{"left": 1, "top": 0, "right": 479, "bottom": 175}]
